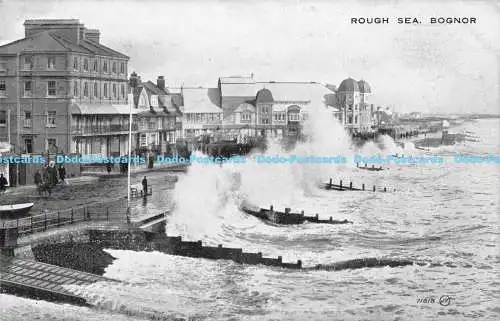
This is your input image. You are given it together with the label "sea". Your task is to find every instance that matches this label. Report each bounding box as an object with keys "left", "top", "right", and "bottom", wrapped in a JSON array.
[{"left": 1, "top": 114, "right": 499, "bottom": 321}]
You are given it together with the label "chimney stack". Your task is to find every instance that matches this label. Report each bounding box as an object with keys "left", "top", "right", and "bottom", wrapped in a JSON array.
[
  {"left": 84, "top": 29, "right": 100, "bottom": 43},
  {"left": 24, "top": 19, "right": 84, "bottom": 44},
  {"left": 157, "top": 76, "right": 165, "bottom": 91}
]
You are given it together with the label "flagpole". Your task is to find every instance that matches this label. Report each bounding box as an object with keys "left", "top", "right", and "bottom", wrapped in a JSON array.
[{"left": 127, "top": 92, "right": 133, "bottom": 222}]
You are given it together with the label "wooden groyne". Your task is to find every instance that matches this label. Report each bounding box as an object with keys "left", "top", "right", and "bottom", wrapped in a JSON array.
[
  {"left": 240, "top": 204, "right": 352, "bottom": 225},
  {"left": 323, "top": 179, "right": 396, "bottom": 192},
  {"left": 88, "top": 229, "right": 414, "bottom": 272}
]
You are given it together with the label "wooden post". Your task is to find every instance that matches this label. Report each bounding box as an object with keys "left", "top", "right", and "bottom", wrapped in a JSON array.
[
  {"left": 349, "top": 181, "right": 353, "bottom": 190},
  {"left": 329, "top": 178, "right": 332, "bottom": 188},
  {"left": 44, "top": 213, "right": 47, "bottom": 230},
  {"left": 57, "top": 211, "right": 60, "bottom": 226},
  {"left": 362, "top": 183, "right": 365, "bottom": 191},
  {"left": 315, "top": 214, "right": 319, "bottom": 221},
  {"left": 340, "top": 180, "right": 342, "bottom": 188},
  {"left": 329, "top": 216, "right": 333, "bottom": 222},
  {"left": 71, "top": 209, "right": 73, "bottom": 223},
  {"left": 384, "top": 187, "right": 387, "bottom": 192},
  {"left": 373, "top": 185, "right": 376, "bottom": 192}
]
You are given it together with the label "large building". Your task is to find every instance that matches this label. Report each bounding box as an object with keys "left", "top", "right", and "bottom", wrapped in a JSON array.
[
  {"left": 217, "top": 75, "right": 338, "bottom": 139},
  {"left": 0, "top": 19, "right": 130, "bottom": 157},
  {"left": 335, "top": 78, "right": 374, "bottom": 134}
]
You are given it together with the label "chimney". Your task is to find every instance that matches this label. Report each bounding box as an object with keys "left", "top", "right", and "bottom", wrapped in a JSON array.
[
  {"left": 157, "top": 76, "right": 165, "bottom": 91},
  {"left": 24, "top": 19, "right": 84, "bottom": 44},
  {"left": 84, "top": 29, "right": 100, "bottom": 43}
]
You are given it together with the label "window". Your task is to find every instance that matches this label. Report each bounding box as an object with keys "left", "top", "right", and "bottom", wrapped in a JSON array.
[
  {"left": 73, "top": 57, "right": 78, "bottom": 70},
  {"left": 120, "top": 62, "right": 125, "bottom": 74},
  {"left": 47, "top": 81, "right": 56, "bottom": 96},
  {"left": 47, "top": 138, "right": 57, "bottom": 152},
  {"left": 24, "top": 56, "right": 33, "bottom": 70},
  {"left": 0, "top": 110, "right": 6, "bottom": 126},
  {"left": 103, "top": 83, "right": 108, "bottom": 97},
  {"left": 93, "top": 60, "right": 98, "bottom": 72},
  {"left": 73, "top": 81, "right": 78, "bottom": 97},
  {"left": 24, "top": 111, "right": 31, "bottom": 127},
  {"left": 112, "top": 62, "right": 116, "bottom": 73},
  {"left": 112, "top": 84, "right": 117, "bottom": 97},
  {"left": 23, "top": 81, "right": 32, "bottom": 97},
  {"left": 0, "top": 80, "right": 6, "bottom": 96},
  {"left": 94, "top": 83, "right": 98, "bottom": 97},
  {"left": 261, "top": 118, "right": 269, "bottom": 125},
  {"left": 103, "top": 61, "right": 108, "bottom": 73},
  {"left": 355, "top": 116, "right": 358, "bottom": 124},
  {"left": 47, "top": 56, "right": 56, "bottom": 69},
  {"left": 47, "top": 111, "right": 56, "bottom": 127},
  {"left": 348, "top": 116, "right": 353, "bottom": 124},
  {"left": 121, "top": 84, "right": 125, "bottom": 98},
  {"left": 241, "top": 112, "right": 251, "bottom": 122},
  {"left": 24, "top": 138, "right": 33, "bottom": 154},
  {"left": 288, "top": 112, "right": 300, "bottom": 121},
  {"left": 83, "top": 82, "right": 88, "bottom": 97},
  {"left": 140, "top": 134, "right": 147, "bottom": 147},
  {"left": 83, "top": 58, "right": 89, "bottom": 71},
  {"left": 262, "top": 106, "right": 268, "bottom": 113}
]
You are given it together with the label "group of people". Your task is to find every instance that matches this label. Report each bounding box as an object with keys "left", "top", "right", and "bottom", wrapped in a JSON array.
[{"left": 34, "top": 164, "right": 66, "bottom": 188}]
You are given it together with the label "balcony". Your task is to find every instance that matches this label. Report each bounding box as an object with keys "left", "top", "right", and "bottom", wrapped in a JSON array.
[{"left": 71, "top": 123, "right": 138, "bottom": 136}]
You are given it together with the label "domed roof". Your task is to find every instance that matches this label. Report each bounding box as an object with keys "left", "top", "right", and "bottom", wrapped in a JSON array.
[
  {"left": 338, "top": 78, "right": 359, "bottom": 92},
  {"left": 256, "top": 88, "right": 274, "bottom": 103},
  {"left": 358, "top": 80, "right": 371, "bottom": 93}
]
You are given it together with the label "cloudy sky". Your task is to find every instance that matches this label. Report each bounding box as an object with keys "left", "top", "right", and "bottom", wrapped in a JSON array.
[{"left": 0, "top": 0, "right": 498, "bottom": 114}]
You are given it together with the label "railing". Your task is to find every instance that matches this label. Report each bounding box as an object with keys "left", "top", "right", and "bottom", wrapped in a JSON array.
[
  {"left": 71, "top": 123, "right": 138, "bottom": 134},
  {"left": 1, "top": 200, "right": 128, "bottom": 236}
]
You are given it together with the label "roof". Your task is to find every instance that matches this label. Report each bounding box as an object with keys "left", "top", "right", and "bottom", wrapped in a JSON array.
[
  {"left": 182, "top": 88, "right": 222, "bottom": 114},
  {"left": 220, "top": 81, "right": 335, "bottom": 106},
  {"left": 338, "top": 78, "right": 360, "bottom": 92},
  {"left": 0, "top": 30, "right": 128, "bottom": 59},
  {"left": 358, "top": 80, "right": 371, "bottom": 93},
  {"left": 143, "top": 81, "right": 169, "bottom": 96},
  {"left": 71, "top": 103, "right": 140, "bottom": 115},
  {"left": 256, "top": 88, "right": 274, "bottom": 103},
  {"left": 219, "top": 76, "right": 255, "bottom": 84},
  {"left": 234, "top": 103, "right": 255, "bottom": 113}
]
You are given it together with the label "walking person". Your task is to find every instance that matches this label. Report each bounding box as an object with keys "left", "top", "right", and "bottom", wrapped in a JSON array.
[
  {"left": 142, "top": 176, "right": 148, "bottom": 197},
  {"left": 34, "top": 170, "right": 42, "bottom": 186},
  {"left": 0, "top": 173, "right": 8, "bottom": 193},
  {"left": 58, "top": 164, "right": 66, "bottom": 182}
]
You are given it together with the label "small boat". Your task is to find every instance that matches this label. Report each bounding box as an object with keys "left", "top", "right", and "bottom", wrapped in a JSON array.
[{"left": 0, "top": 203, "right": 34, "bottom": 217}]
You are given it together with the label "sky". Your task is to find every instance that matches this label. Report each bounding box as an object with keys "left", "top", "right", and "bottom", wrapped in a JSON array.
[{"left": 0, "top": 0, "right": 499, "bottom": 114}]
